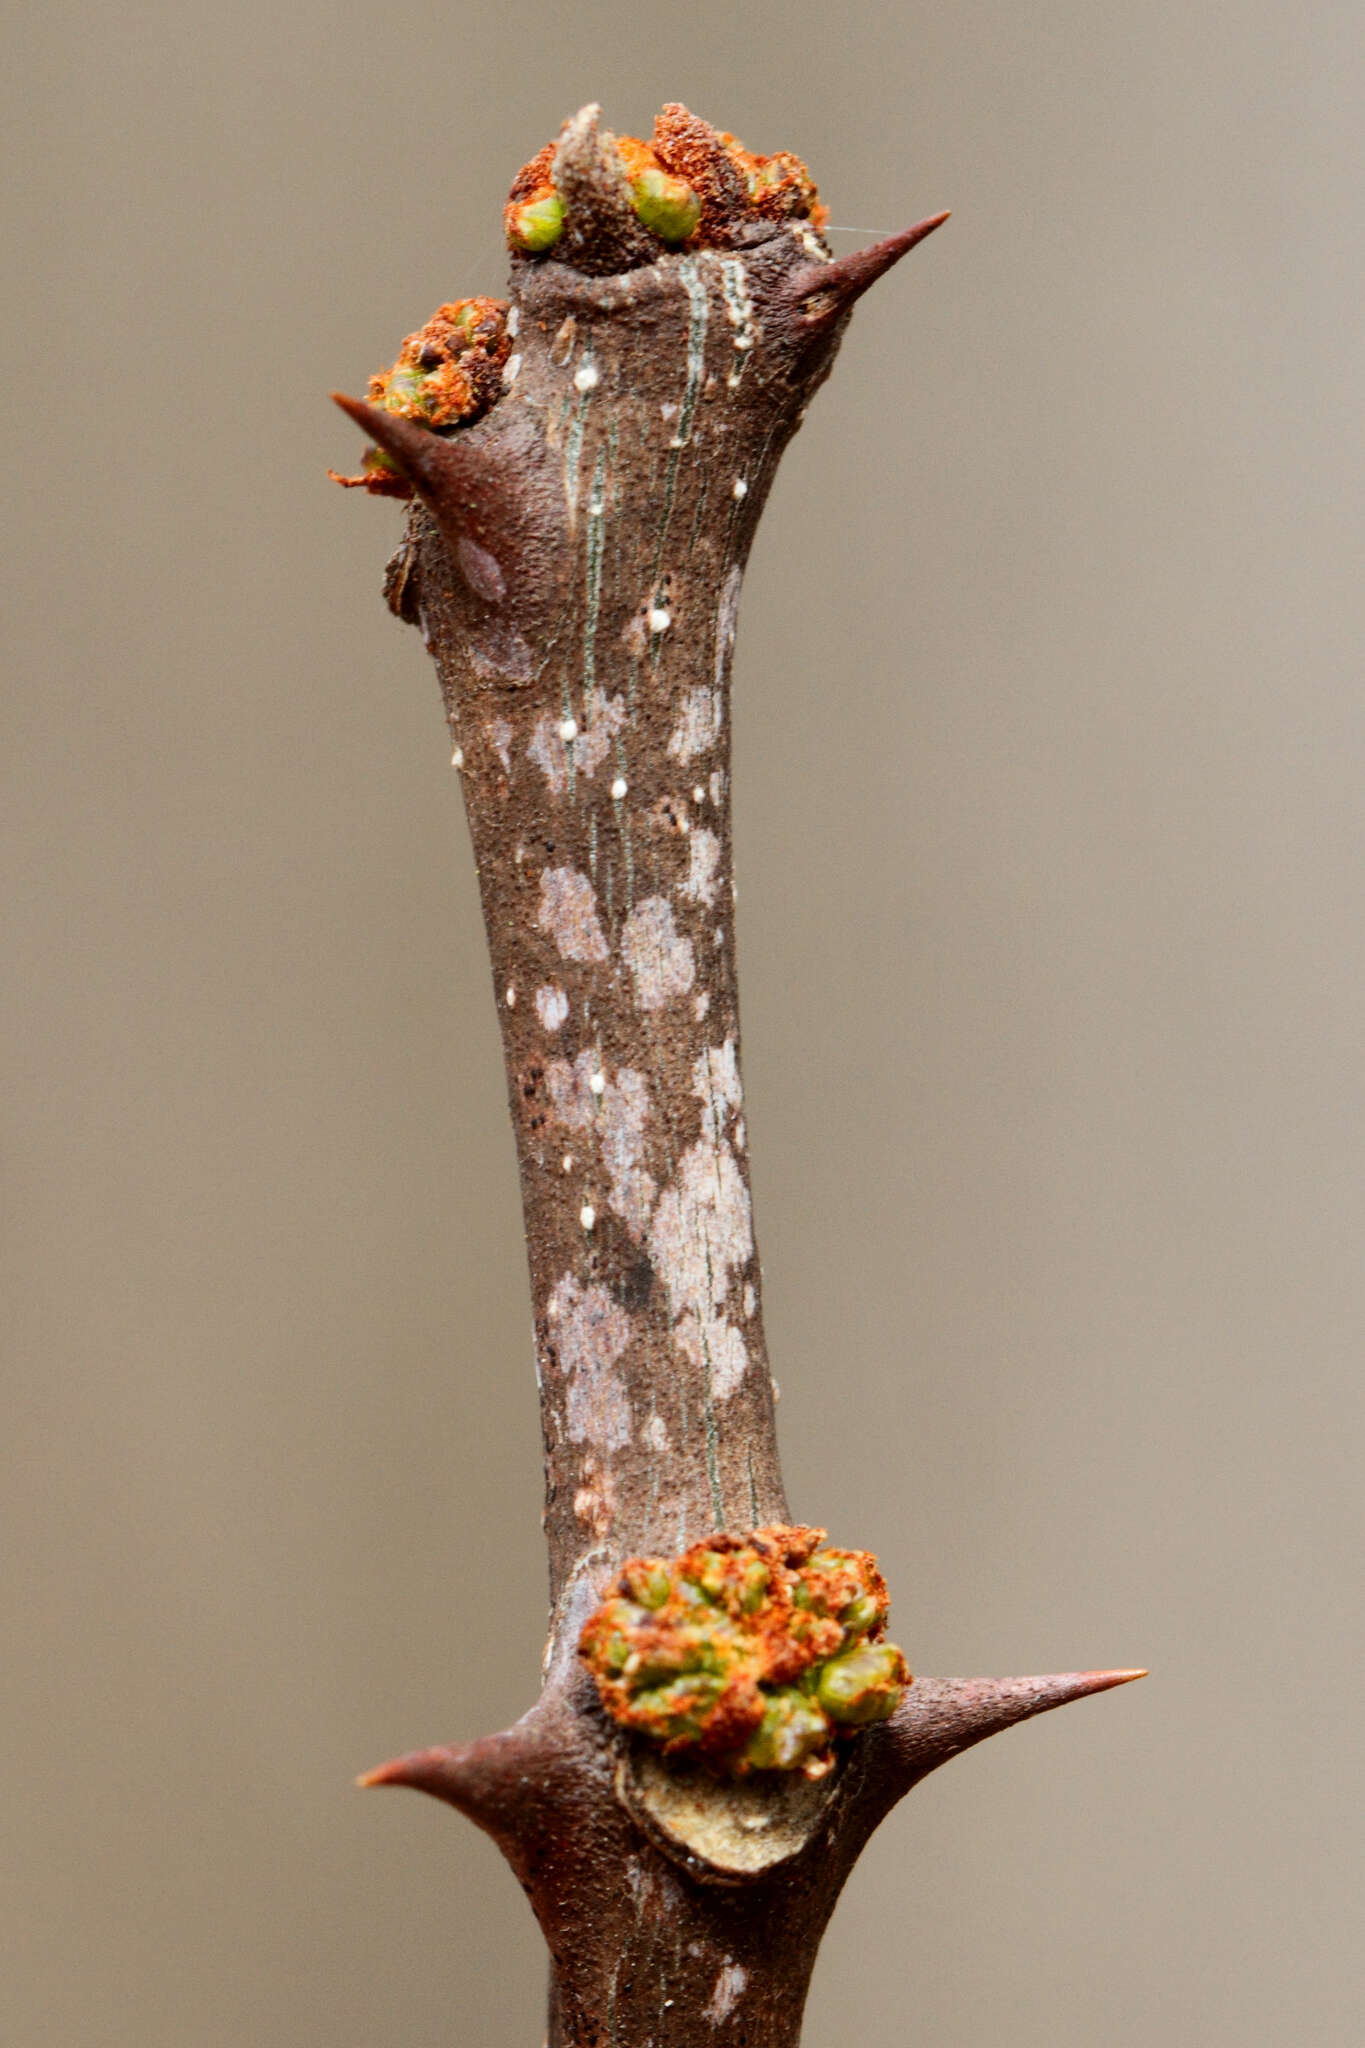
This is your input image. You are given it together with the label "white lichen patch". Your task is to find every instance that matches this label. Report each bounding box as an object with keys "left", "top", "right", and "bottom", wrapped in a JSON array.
[
  {"left": 548, "top": 1274, "right": 633, "bottom": 1450},
  {"left": 621, "top": 896, "right": 695, "bottom": 1011},
  {"left": 648, "top": 1038, "right": 752, "bottom": 1403},
  {"left": 529, "top": 694, "right": 626, "bottom": 795},
  {"left": 467, "top": 617, "right": 533, "bottom": 683},
  {"left": 667, "top": 685, "right": 722, "bottom": 763},
  {"left": 682, "top": 826, "right": 722, "bottom": 908},
  {"left": 536, "top": 984, "right": 570, "bottom": 1033},
  {"left": 705, "top": 1961, "right": 749, "bottom": 2024},
  {"left": 714, "top": 563, "right": 743, "bottom": 689},
  {"left": 645, "top": 1414, "right": 670, "bottom": 1454},
  {"left": 546, "top": 1052, "right": 656, "bottom": 1239},
  {"left": 489, "top": 718, "right": 513, "bottom": 775},
  {"left": 693, "top": 991, "right": 710, "bottom": 1021},
  {"left": 538, "top": 866, "right": 608, "bottom": 963}
]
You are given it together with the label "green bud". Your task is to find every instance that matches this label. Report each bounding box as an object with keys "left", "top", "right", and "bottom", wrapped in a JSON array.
[
  {"left": 692, "top": 1551, "right": 729, "bottom": 1601},
  {"left": 744, "top": 1689, "right": 831, "bottom": 1771},
  {"left": 739, "top": 1561, "right": 770, "bottom": 1613},
  {"left": 816, "top": 1644, "right": 905, "bottom": 1726},
  {"left": 383, "top": 366, "right": 429, "bottom": 414},
  {"left": 635, "top": 1671, "right": 725, "bottom": 1742},
  {"left": 630, "top": 167, "right": 702, "bottom": 244},
  {"left": 840, "top": 1592, "right": 881, "bottom": 1637},
  {"left": 792, "top": 1580, "right": 815, "bottom": 1611},
  {"left": 509, "top": 192, "right": 566, "bottom": 253},
  {"left": 624, "top": 1561, "right": 671, "bottom": 1610}
]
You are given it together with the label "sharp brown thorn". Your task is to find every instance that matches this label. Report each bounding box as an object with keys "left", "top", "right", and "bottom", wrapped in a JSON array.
[
  {"left": 330, "top": 392, "right": 458, "bottom": 497},
  {"left": 886, "top": 1667, "right": 1146, "bottom": 1792},
  {"left": 356, "top": 1743, "right": 462, "bottom": 1795},
  {"left": 789, "top": 209, "right": 951, "bottom": 323}
]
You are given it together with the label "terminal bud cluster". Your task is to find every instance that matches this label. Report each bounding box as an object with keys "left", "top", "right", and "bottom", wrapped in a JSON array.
[
  {"left": 505, "top": 101, "right": 827, "bottom": 262},
  {"left": 579, "top": 1525, "right": 910, "bottom": 1776}
]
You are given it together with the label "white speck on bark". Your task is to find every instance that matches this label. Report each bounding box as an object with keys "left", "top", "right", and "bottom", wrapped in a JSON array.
[
  {"left": 667, "top": 686, "right": 722, "bottom": 763},
  {"left": 489, "top": 718, "right": 513, "bottom": 774},
  {"left": 621, "top": 896, "right": 696, "bottom": 1010},
  {"left": 538, "top": 866, "right": 608, "bottom": 963},
  {"left": 503, "top": 352, "right": 522, "bottom": 387},
  {"left": 536, "top": 984, "right": 570, "bottom": 1033},
  {"left": 682, "top": 827, "right": 722, "bottom": 908},
  {"left": 573, "top": 361, "right": 599, "bottom": 392},
  {"left": 693, "top": 991, "right": 710, "bottom": 1021},
  {"left": 705, "top": 1961, "right": 748, "bottom": 2023},
  {"left": 645, "top": 1414, "right": 670, "bottom": 1453},
  {"left": 549, "top": 1275, "right": 633, "bottom": 1450}
]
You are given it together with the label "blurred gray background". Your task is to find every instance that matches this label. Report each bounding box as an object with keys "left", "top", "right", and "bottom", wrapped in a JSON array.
[{"left": 4, "top": 3, "right": 1361, "bottom": 2042}]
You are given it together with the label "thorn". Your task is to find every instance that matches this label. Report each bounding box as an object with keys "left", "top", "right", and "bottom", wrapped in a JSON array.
[
  {"left": 356, "top": 1744, "right": 460, "bottom": 1795},
  {"left": 786, "top": 210, "right": 951, "bottom": 326},
  {"left": 330, "top": 393, "right": 460, "bottom": 499},
  {"left": 886, "top": 1668, "right": 1146, "bottom": 1791}
]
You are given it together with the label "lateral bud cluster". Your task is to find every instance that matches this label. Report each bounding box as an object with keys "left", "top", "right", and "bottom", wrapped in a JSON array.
[{"left": 579, "top": 1524, "right": 909, "bottom": 1776}]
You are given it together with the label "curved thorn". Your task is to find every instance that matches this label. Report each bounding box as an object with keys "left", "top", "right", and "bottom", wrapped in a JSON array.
[
  {"left": 787, "top": 209, "right": 951, "bottom": 325},
  {"left": 356, "top": 1730, "right": 532, "bottom": 1838},
  {"left": 886, "top": 1668, "right": 1146, "bottom": 1792}
]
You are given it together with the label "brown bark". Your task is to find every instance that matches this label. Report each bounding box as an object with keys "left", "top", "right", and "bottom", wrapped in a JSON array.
[{"left": 335, "top": 103, "right": 1141, "bottom": 2046}]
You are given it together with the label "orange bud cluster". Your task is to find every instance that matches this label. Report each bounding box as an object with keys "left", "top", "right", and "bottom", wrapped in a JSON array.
[
  {"left": 329, "top": 298, "right": 510, "bottom": 496},
  {"left": 579, "top": 1525, "right": 909, "bottom": 1776}
]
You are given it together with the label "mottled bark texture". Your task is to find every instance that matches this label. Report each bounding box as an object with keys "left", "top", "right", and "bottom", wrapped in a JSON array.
[{"left": 336, "top": 104, "right": 1141, "bottom": 2048}]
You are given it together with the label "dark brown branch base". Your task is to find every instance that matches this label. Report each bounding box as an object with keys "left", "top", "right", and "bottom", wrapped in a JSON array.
[
  {"left": 334, "top": 101, "right": 1142, "bottom": 2048},
  {"left": 363, "top": 1666, "right": 1142, "bottom": 2048}
]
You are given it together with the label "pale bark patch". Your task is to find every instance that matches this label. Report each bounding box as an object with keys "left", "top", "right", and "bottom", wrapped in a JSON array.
[
  {"left": 648, "top": 1038, "right": 752, "bottom": 1403},
  {"left": 538, "top": 865, "right": 609, "bottom": 963},
  {"left": 668, "top": 686, "right": 722, "bottom": 763},
  {"left": 683, "top": 826, "right": 722, "bottom": 908},
  {"left": 528, "top": 692, "right": 626, "bottom": 793},
  {"left": 536, "top": 984, "right": 570, "bottom": 1032},
  {"left": 549, "top": 1274, "right": 634, "bottom": 1450},
  {"left": 621, "top": 896, "right": 696, "bottom": 1010},
  {"left": 705, "top": 1962, "right": 748, "bottom": 2023}
]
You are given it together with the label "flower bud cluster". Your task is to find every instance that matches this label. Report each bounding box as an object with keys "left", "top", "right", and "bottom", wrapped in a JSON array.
[
  {"left": 579, "top": 1524, "right": 909, "bottom": 1776},
  {"left": 504, "top": 105, "right": 827, "bottom": 260}
]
